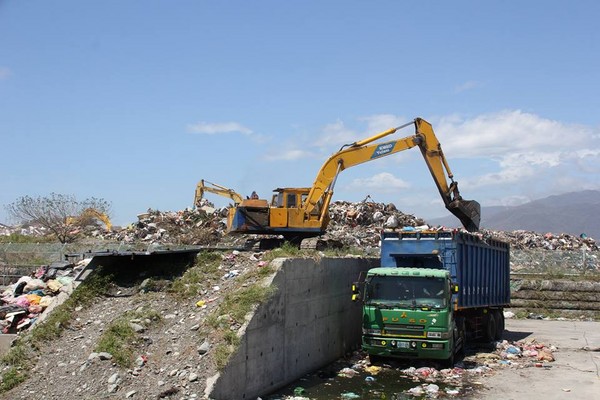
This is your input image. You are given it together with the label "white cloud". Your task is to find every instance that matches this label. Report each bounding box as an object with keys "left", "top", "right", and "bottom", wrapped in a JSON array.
[
  {"left": 345, "top": 172, "right": 410, "bottom": 193},
  {"left": 360, "top": 114, "right": 410, "bottom": 135},
  {"left": 436, "top": 110, "right": 594, "bottom": 157},
  {"left": 485, "top": 195, "right": 531, "bottom": 207},
  {"left": 0, "top": 67, "right": 11, "bottom": 80},
  {"left": 187, "top": 121, "right": 253, "bottom": 135},
  {"left": 263, "top": 149, "right": 313, "bottom": 161},
  {"left": 454, "top": 80, "right": 482, "bottom": 93},
  {"left": 314, "top": 119, "right": 358, "bottom": 148}
]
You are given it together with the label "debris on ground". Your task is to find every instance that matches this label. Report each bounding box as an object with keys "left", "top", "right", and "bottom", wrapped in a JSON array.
[
  {"left": 272, "top": 337, "right": 558, "bottom": 399},
  {"left": 0, "top": 260, "right": 88, "bottom": 333}
]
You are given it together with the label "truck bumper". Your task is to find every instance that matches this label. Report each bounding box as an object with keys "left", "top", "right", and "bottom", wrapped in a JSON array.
[{"left": 362, "top": 335, "right": 451, "bottom": 360}]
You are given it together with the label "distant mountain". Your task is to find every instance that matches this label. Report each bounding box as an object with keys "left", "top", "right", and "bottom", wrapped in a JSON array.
[{"left": 427, "top": 190, "right": 600, "bottom": 239}]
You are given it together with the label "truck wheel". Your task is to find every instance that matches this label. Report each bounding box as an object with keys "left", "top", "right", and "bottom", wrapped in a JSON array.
[
  {"left": 443, "top": 350, "right": 455, "bottom": 369},
  {"left": 494, "top": 310, "right": 505, "bottom": 340},
  {"left": 484, "top": 313, "right": 497, "bottom": 342},
  {"left": 456, "top": 319, "right": 466, "bottom": 357},
  {"left": 369, "top": 354, "right": 383, "bottom": 364}
]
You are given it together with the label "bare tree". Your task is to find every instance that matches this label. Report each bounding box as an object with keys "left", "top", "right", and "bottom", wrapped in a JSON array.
[{"left": 5, "top": 193, "right": 112, "bottom": 243}]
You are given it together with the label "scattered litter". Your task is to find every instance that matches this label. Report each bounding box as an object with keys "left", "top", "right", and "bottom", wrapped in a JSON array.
[
  {"left": 364, "top": 365, "right": 382, "bottom": 375},
  {"left": 293, "top": 386, "right": 306, "bottom": 396},
  {"left": 338, "top": 367, "right": 359, "bottom": 378}
]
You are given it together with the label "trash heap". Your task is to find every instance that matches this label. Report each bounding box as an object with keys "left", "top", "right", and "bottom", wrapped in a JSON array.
[
  {"left": 0, "top": 260, "right": 86, "bottom": 333},
  {"left": 2, "top": 199, "right": 598, "bottom": 254},
  {"left": 478, "top": 229, "right": 598, "bottom": 251},
  {"left": 324, "top": 200, "right": 427, "bottom": 249},
  {"left": 0, "top": 222, "right": 49, "bottom": 237},
  {"left": 106, "top": 205, "right": 230, "bottom": 246}
]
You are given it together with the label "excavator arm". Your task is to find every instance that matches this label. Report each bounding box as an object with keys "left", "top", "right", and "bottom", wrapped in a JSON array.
[
  {"left": 66, "top": 208, "right": 112, "bottom": 231},
  {"left": 194, "top": 179, "right": 244, "bottom": 207},
  {"left": 303, "top": 118, "right": 480, "bottom": 231}
]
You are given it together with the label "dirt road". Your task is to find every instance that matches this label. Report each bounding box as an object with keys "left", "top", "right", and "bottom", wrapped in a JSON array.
[{"left": 479, "top": 319, "right": 600, "bottom": 399}]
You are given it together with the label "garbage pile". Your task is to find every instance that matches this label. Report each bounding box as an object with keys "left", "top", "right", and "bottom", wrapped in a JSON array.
[
  {"left": 99, "top": 204, "right": 230, "bottom": 246},
  {"left": 479, "top": 229, "right": 598, "bottom": 251},
  {"left": 323, "top": 200, "right": 427, "bottom": 249},
  {"left": 1, "top": 199, "right": 598, "bottom": 253},
  {"left": 0, "top": 260, "right": 86, "bottom": 333},
  {"left": 0, "top": 222, "right": 49, "bottom": 237}
]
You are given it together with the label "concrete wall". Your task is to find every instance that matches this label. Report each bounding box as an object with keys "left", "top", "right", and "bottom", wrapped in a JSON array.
[{"left": 209, "top": 256, "right": 378, "bottom": 400}]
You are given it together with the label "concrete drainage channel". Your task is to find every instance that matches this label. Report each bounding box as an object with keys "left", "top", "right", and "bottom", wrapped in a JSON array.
[{"left": 207, "top": 257, "right": 379, "bottom": 400}]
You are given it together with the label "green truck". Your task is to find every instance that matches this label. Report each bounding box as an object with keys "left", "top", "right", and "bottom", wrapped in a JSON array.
[{"left": 353, "top": 229, "right": 510, "bottom": 365}]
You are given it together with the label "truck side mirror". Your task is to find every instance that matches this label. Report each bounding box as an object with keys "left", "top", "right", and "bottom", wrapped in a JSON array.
[
  {"left": 351, "top": 283, "right": 362, "bottom": 302},
  {"left": 451, "top": 283, "right": 459, "bottom": 294}
]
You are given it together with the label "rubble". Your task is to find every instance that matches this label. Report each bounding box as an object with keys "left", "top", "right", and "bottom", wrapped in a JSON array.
[
  {"left": 0, "top": 259, "right": 88, "bottom": 333},
  {"left": 0, "top": 222, "right": 49, "bottom": 237},
  {"left": 1, "top": 199, "right": 598, "bottom": 255},
  {"left": 479, "top": 229, "right": 598, "bottom": 251}
]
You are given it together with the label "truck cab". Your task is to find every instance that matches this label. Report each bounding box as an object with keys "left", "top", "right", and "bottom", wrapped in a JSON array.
[{"left": 361, "top": 267, "right": 458, "bottom": 363}]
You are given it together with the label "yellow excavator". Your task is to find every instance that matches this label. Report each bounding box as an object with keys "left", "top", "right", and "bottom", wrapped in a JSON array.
[
  {"left": 66, "top": 208, "right": 112, "bottom": 231},
  {"left": 194, "top": 179, "right": 244, "bottom": 208},
  {"left": 226, "top": 118, "right": 480, "bottom": 244}
]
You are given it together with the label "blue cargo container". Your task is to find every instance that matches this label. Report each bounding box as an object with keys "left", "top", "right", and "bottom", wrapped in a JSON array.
[
  {"left": 381, "top": 230, "right": 510, "bottom": 309},
  {"left": 355, "top": 229, "right": 510, "bottom": 365}
]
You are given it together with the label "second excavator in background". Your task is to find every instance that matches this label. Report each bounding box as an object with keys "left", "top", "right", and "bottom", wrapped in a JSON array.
[
  {"left": 66, "top": 208, "right": 112, "bottom": 231},
  {"left": 194, "top": 179, "right": 244, "bottom": 208},
  {"left": 204, "top": 118, "right": 480, "bottom": 246}
]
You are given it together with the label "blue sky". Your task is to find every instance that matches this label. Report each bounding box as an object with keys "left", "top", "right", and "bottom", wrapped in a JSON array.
[{"left": 1, "top": 1, "right": 599, "bottom": 226}]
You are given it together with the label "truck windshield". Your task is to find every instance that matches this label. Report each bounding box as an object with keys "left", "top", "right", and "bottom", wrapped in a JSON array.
[{"left": 366, "top": 276, "right": 447, "bottom": 308}]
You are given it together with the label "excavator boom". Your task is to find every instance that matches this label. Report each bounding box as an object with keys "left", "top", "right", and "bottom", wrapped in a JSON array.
[{"left": 303, "top": 118, "right": 480, "bottom": 231}]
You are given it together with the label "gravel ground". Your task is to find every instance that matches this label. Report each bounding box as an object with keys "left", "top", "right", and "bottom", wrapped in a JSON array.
[{"left": 1, "top": 250, "right": 268, "bottom": 400}]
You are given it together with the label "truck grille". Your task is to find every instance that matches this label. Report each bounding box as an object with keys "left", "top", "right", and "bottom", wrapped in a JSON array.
[{"left": 383, "top": 324, "right": 425, "bottom": 337}]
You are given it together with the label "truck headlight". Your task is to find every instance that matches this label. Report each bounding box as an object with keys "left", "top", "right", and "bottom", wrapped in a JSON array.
[{"left": 363, "top": 328, "right": 382, "bottom": 335}]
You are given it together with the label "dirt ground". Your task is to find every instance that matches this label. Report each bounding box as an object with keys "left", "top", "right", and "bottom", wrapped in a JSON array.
[{"left": 479, "top": 319, "right": 600, "bottom": 399}]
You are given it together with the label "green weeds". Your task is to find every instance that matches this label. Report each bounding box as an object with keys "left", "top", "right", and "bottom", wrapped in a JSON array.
[
  {"left": 169, "top": 251, "right": 222, "bottom": 298},
  {"left": 0, "top": 367, "right": 27, "bottom": 392},
  {"left": 95, "top": 320, "right": 136, "bottom": 367},
  {"left": 95, "top": 307, "right": 162, "bottom": 368}
]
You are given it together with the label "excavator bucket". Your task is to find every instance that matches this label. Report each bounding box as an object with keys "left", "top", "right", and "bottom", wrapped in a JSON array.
[{"left": 446, "top": 199, "right": 481, "bottom": 232}]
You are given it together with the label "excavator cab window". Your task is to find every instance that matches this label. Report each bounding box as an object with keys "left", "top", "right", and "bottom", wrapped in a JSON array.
[
  {"left": 287, "top": 193, "right": 297, "bottom": 208},
  {"left": 273, "top": 192, "right": 284, "bottom": 208}
]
